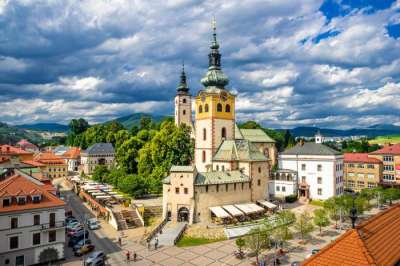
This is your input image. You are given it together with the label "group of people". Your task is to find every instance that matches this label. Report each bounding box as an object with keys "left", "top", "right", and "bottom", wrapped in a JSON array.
[
  {"left": 147, "top": 236, "right": 159, "bottom": 250},
  {"left": 125, "top": 250, "right": 137, "bottom": 262}
]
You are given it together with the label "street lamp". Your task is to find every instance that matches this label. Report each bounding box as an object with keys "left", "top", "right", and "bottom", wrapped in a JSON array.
[{"left": 344, "top": 189, "right": 358, "bottom": 229}]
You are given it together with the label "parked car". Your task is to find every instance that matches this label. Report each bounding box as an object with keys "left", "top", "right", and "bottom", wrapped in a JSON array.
[
  {"left": 68, "top": 230, "right": 89, "bottom": 247},
  {"left": 73, "top": 239, "right": 92, "bottom": 251},
  {"left": 66, "top": 221, "right": 81, "bottom": 230},
  {"left": 87, "top": 218, "right": 100, "bottom": 230},
  {"left": 74, "top": 244, "right": 95, "bottom": 256},
  {"left": 68, "top": 227, "right": 86, "bottom": 237},
  {"left": 85, "top": 251, "right": 106, "bottom": 266}
]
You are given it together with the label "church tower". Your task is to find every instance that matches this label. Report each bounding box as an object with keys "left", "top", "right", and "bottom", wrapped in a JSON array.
[
  {"left": 174, "top": 64, "right": 192, "bottom": 128},
  {"left": 194, "top": 19, "right": 236, "bottom": 172}
]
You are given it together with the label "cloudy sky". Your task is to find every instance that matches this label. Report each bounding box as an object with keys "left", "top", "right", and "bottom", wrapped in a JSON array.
[{"left": 0, "top": 0, "right": 399, "bottom": 129}]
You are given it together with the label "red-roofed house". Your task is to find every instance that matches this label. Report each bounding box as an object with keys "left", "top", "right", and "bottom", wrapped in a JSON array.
[
  {"left": 62, "top": 147, "right": 81, "bottom": 172},
  {"left": 0, "top": 145, "right": 34, "bottom": 162},
  {"left": 369, "top": 144, "right": 400, "bottom": 185},
  {"left": 16, "top": 139, "right": 39, "bottom": 153},
  {"left": 0, "top": 174, "right": 65, "bottom": 265},
  {"left": 302, "top": 204, "right": 400, "bottom": 266},
  {"left": 344, "top": 153, "right": 382, "bottom": 192}
]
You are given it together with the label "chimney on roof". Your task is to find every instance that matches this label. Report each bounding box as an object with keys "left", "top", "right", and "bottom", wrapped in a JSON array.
[{"left": 6, "top": 146, "right": 10, "bottom": 152}]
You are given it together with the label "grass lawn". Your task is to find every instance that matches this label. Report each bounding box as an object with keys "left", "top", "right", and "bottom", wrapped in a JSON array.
[
  {"left": 369, "top": 135, "right": 400, "bottom": 144},
  {"left": 176, "top": 236, "right": 227, "bottom": 247},
  {"left": 309, "top": 199, "right": 324, "bottom": 207}
]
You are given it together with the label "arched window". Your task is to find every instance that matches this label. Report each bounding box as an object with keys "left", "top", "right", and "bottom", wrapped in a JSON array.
[
  {"left": 258, "top": 167, "right": 261, "bottom": 173},
  {"left": 204, "top": 104, "right": 209, "bottom": 112},
  {"left": 221, "top": 127, "right": 226, "bottom": 139},
  {"left": 182, "top": 98, "right": 187, "bottom": 103},
  {"left": 203, "top": 128, "right": 207, "bottom": 140},
  {"left": 216, "top": 165, "right": 219, "bottom": 171},
  {"left": 202, "top": 151, "right": 206, "bottom": 162},
  {"left": 217, "top": 103, "right": 222, "bottom": 112},
  {"left": 198, "top": 105, "right": 203, "bottom": 113},
  {"left": 225, "top": 104, "right": 231, "bottom": 112},
  {"left": 222, "top": 165, "right": 225, "bottom": 171},
  {"left": 183, "top": 110, "right": 186, "bottom": 115}
]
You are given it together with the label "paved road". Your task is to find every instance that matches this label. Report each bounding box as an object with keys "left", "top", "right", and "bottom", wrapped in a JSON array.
[{"left": 61, "top": 190, "right": 127, "bottom": 265}]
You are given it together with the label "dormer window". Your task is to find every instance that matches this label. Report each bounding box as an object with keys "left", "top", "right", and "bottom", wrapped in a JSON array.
[
  {"left": 17, "top": 196, "right": 26, "bottom": 205},
  {"left": 32, "top": 195, "right": 42, "bottom": 203},
  {"left": 3, "top": 198, "right": 11, "bottom": 207}
]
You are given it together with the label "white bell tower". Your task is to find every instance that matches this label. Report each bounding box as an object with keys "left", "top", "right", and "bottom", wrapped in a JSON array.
[
  {"left": 315, "top": 130, "right": 324, "bottom": 144},
  {"left": 174, "top": 64, "right": 192, "bottom": 128}
]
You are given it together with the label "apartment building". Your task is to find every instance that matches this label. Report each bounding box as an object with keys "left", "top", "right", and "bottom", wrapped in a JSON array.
[
  {"left": 33, "top": 152, "right": 67, "bottom": 179},
  {"left": 0, "top": 174, "right": 65, "bottom": 266},
  {"left": 62, "top": 147, "right": 81, "bottom": 172},
  {"left": 344, "top": 153, "right": 382, "bottom": 192},
  {"left": 369, "top": 144, "right": 400, "bottom": 185}
]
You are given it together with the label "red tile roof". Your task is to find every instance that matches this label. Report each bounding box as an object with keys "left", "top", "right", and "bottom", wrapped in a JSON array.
[
  {"left": 0, "top": 145, "right": 33, "bottom": 155},
  {"left": 303, "top": 204, "right": 400, "bottom": 266},
  {"left": 16, "top": 139, "right": 38, "bottom": 150},
  {"left": 62, "top": 147, "right": 81, "bottom": 159},
  {"left": 22, "top": 160, "right": 46, "bottom": 167},
  {"left": 344, "top": 153, "right": 381, "bottom": 164},
  {"left": 34, "top": 152, "right": 66, "bottom": 165},
  {"left": 0, "top": 174, "right": 65, "bottom": 213},
  {"left": 370, "top": 143, "right": 400, "bottom": 155}
]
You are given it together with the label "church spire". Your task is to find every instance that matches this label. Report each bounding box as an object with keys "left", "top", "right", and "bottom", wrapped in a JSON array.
[
  {"left": 201, "top": 17, "right": 229, "bottom": 89},
  {"left": 177, "top": 61, "right": 189, "bottom": 94}
]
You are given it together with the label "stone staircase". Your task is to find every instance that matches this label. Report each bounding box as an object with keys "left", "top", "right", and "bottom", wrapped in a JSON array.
[
  {"left": 113, "top": 211, "right": 128, "bottom": 230},
  {"left": 121, "top": 209, "right": 144, "bottom": 228}
]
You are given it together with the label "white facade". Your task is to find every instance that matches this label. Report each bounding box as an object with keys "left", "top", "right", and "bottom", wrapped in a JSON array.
[
  {"left": 0, "top": 207, "right": 65, "bottom": 266},
  {"left": 278, "top": 154, "right": 344, "bottom": 200},
  {"left": 175, "top": 94, "right": 192, "bottom": 128},
  {"left": 66, "top": 158, "right": 79, "bottom": 172}
]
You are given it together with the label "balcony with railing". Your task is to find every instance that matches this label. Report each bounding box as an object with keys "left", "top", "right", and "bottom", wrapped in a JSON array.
[{"left": 41, "top": 221, "right": 65, "bottom": 230}]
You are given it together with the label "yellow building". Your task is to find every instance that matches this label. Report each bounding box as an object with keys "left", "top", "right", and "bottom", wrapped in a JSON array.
[
  {"left": 34, "top": 152, "right": 67, "bottom": 179},
  {"left": 163, "top": 21, "right": 275, "bottom": 224},
  {"left": 344, "top": 153, "right": 382, "bottom": 192},
  {"left": 369, "top": 144, "right": 400, "bottom": 185}
]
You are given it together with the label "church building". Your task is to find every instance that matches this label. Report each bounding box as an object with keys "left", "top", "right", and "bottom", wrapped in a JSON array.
[{"left": 162, "top": 21, "right": 277, "bottom": 224}]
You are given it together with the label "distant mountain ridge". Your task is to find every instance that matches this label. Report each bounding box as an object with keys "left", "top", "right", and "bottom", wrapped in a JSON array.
[
  {"left": 111, "top": 113, "right": 167, "bottom": 129},
  {"left": 0, "top": 122, "right": 42, "bottom": 144},
  {"left": 16, "top": 123, "right": 69, "bottom": 132},
  {"left": 289, "top": 124, "right": 400, "bottom": 138}
]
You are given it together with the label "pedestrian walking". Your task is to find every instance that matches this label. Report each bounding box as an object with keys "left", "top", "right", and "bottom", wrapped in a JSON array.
[
  {"left": 147, "top": 240, "right": 151, "bottom": 250},
  {"left": 118, "top": 237, "right": 122, "bottom": 247},
  {"left": 133, "top": 251, "right": 137, "bottom": 262},
  {"left": 155, "top": 237, "right": 159, "bottom": 250},
  {"left": 126, "top": 250, "right": 130, "bottom": 262}
]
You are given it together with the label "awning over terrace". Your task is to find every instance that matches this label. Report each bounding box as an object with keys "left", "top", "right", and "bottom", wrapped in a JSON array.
[
  {"left": 235, "top": 203, "right": 264, "bottom": 214},
  {"left": 257, "top": 200, "right": 277, "bottom": 209},
  {"left": 222, "top": 205, "right": 244, "bottom": 217},
  {"left": 209, "top": 206, "right": 231, "bottom": 218}
]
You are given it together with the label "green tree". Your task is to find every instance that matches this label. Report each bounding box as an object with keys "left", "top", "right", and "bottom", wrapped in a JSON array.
[
  {"left": 283, "top": 130, "right": 295, "bottom": 148},
  {"left": 323, "top": 197, "right": 340, "bottom": 228},
  {"left": 92, "top": 165, "right": 110, "bottom": 183},
  {"left": 235, "top": 238, "right": 246, "bottom": 254},
  {"left": 239, "top": 121, "right": 262, "bottom": 129},
  {"left": 117, "top": 174, "right": 150, "bottom": 197},
  {"left": 130, "top": 125, "right": 139, "bottom": 136},
  {"left": 140, "top": 116, "right": 152, "bottom": 130},
  {"left": 313, "top": 209, "right": 330, "bottom": 234},
  {"left": 383, "top": 187, "right": 400, "bottom": 205},
  {"left": 116, "top": 136, "right": 144, "bottom": 173},
  {"left": 245, "top": 225, "right": 270, "bottom": 265},
  {"left": 273, "top": 210, "right": 296, "bottom": 248},
  {"left": 294, "top": 211, "right": 314, "bottom": 242}
]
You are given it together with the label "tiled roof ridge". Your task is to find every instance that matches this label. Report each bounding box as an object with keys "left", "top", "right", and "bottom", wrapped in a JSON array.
[
  {"left": 354, "top": 230, "right": 377, "bottom": 265},
  {"left": 356, "top": 204, "right": 400, "bottom": 233},
  {"left": 302, "top": 229, "right": 376, "bottom": 265}
]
